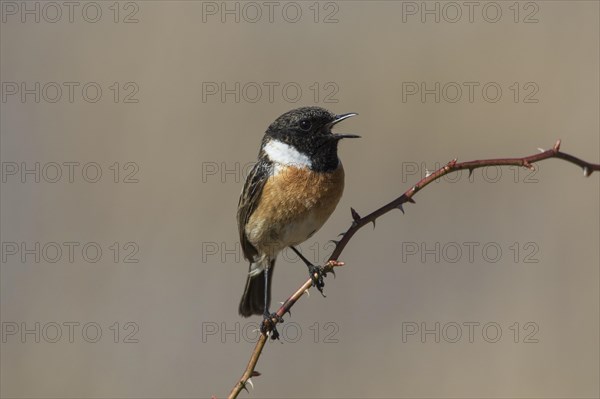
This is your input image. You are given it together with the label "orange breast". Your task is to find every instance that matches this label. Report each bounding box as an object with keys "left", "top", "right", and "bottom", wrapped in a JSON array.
[{"left": 246, "top": 164, "right": 345, "bottom": 255}]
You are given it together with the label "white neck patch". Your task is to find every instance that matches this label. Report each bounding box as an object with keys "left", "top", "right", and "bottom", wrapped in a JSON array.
[{"left": 263, "top": 140, "right": 312, "bottom": 169}]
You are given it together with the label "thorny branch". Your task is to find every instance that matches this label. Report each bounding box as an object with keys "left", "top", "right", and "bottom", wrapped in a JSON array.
[{"left": 227, "top": 139, "right": 599, "bottom": 399}]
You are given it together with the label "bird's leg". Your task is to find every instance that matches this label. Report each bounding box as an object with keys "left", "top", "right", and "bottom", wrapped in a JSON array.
[
  {"left": 260, "top": 266, "right": 281, "bottom": 340},
  {"left": 291, "top": 246, "right": 326, "bottom": 296}
]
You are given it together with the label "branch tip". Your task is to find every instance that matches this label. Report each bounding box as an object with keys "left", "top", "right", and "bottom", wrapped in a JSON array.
[{"left": 326, "top": 260, "right": 345, "bottom": 268}]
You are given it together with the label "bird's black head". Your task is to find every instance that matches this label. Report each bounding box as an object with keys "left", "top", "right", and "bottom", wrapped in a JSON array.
[{"left": 262, "top": 107, "right": 359, "bottom": 172}]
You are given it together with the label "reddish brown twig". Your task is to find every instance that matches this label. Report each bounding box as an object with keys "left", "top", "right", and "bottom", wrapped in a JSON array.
[{"left": 227, "top": 139, "right": 598, "bottom": 399}]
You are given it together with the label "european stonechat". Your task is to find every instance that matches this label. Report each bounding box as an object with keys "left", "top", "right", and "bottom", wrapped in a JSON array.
[{"left": 237, "top": 106, "right": 358, "bottom": 324}]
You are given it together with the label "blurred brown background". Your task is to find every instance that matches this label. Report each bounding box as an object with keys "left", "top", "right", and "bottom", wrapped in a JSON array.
[{"left": 1, "top": 1, "right": 598, "bottom": 398}]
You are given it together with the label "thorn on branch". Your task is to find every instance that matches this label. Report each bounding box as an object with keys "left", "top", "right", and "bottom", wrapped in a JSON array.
[
  {"left": 317, "top": 260, "right": 344, "bottom": 281},
  {"left": 553, "top": 139, "right": 561, "bottom": 152},
  {"left": 350, "top": 207, "right": 361, "bottom": 222},
  {"left": 583, "top": 167, "right": 591, "bottom": 177},
  {"left": 397, "top": 203, "right": 405, "bottom": 214},
  {"left": 523, "top": 160, "right": 535, "bottom": 170},
  {"left": 241, "top": 382, "right": 250, "bottom": 393}
]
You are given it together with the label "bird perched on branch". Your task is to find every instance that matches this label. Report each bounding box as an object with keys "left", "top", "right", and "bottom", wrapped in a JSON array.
[{"left": 237, "top": 106, "right": 358, "bottom": 335}]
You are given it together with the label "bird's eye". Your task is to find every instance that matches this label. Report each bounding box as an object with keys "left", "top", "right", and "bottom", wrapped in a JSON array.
[{"left": 299, "top": 120, "right": 312, "bottom": 131}]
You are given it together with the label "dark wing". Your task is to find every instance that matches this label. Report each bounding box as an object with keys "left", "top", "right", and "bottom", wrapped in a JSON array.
[{"left": 237, "top": 158, "right": 273, "bottom": 262}]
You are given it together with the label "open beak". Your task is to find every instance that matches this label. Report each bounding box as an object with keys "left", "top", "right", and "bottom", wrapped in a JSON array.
[{"left": 325, "top": 112, "right": 360, "bottom": 139}]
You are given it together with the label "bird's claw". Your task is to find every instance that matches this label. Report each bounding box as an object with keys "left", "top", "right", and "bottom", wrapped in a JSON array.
[
  {"left": 261, "top": 312, "right": 283, "bottom": 340},
  {"left": 308, "top": 264, "right": 327, "bottom": 297}
]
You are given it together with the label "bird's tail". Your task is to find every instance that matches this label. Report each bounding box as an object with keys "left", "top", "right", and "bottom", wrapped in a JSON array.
[{"left": 239, "top": 259, "right": 275, "bottom": 317}]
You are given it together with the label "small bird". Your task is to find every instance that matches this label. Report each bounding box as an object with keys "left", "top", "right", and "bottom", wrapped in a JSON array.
[{"left": 237, "top": 106, "right": 359, "bottom": 329}]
